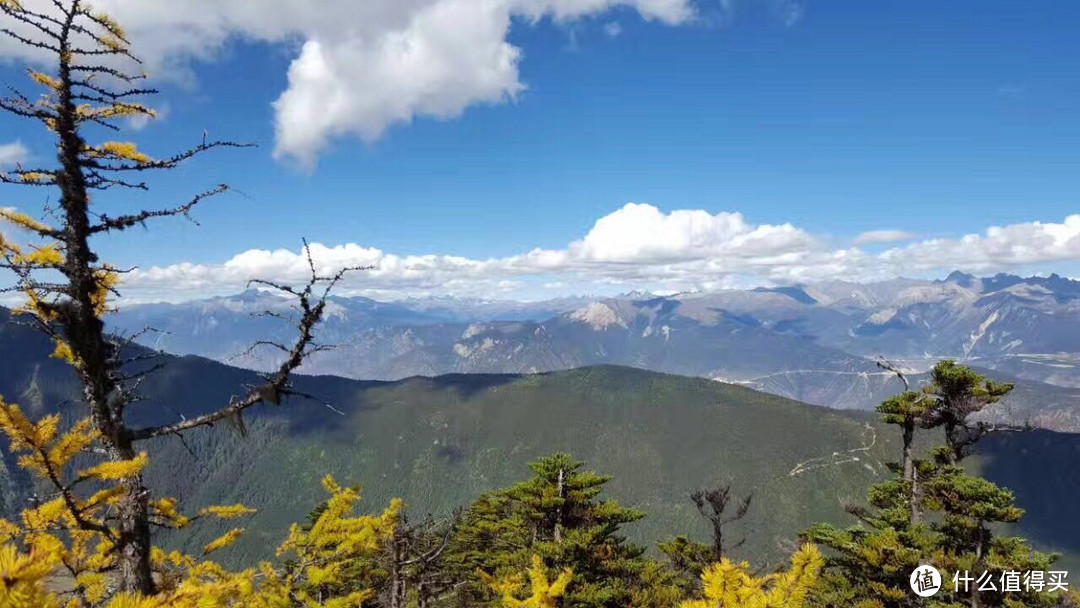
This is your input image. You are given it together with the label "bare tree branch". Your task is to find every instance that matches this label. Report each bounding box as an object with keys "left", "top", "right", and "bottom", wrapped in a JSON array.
[
  {"left": 130, "top": 243, "right": 364, "bottom": 441},
  {"left": 875, "top": 356, "right": 912, "bottom": 392},
  {"left": 89, "top": 185, "right": 228, "bottom": 233},
  {"left": 81, "top": 141, "right": 255, "bottom": 173}
]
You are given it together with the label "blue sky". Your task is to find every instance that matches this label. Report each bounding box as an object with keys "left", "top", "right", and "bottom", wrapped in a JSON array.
[{"left": 1, "top": 0, "right": 1079, "bottom": 301}]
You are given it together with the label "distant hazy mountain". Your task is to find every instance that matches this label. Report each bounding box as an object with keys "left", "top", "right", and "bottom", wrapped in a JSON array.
[
  {"left": 394, "top": 294, "right": 600, "bottom": 323},
  {"left": 107, "top": 291, "right": 598, "bottom": 361},
  {"left": 2, "top": 310, "right": 1078, "bottom": 568},
  {"left": 806, "top": 272, "right": 1080, "bottom": 361},
  {"left": 107, "top": 290, "right": 450, "bottom": 362},
  {"left": 107, "top": 272, "right": 1080, "bottom": 415}
]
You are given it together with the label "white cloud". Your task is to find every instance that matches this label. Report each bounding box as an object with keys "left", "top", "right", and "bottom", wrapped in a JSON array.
[
  {"left": 0, "top": 141, "right": 28, "bottom": 167},
  {"left": 569, "top": 203, "right": 815, "bottom": 263},
  {"left": 603, "top": 21, "right": 623, "bottom": 37},
  {"left": 112, "top": 205, "right": 1080, "bottom": 302},
  {"left": 854, "top": 229, "right": 917, "bottom": 245},
  {"left": 271, "top": 0, "right": 526, "bottom": 167},
  {"left": 877, "top": 216, "right": 1080, "bottom": 273},
  {"left": 0, "top": 0, "right": 696, "bottom": 168}
]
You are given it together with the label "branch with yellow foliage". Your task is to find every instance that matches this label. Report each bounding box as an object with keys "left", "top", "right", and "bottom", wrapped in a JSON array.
[
  {"left": 481, "top": 555, "right": 574, "bottom": 608},
  {"left": 0, "top": 394, "right": 400, "bottom": 607},
  {"left": 678, "top": 543, "right": 824, "bottom": 608}
]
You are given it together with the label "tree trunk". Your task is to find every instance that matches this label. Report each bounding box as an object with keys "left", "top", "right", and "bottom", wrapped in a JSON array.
[
  {"left": 711, "top": 520, "right": 724, "bottom": 562},
  {"left": 55, "top": 10, "right": 154, "bottom": 591},
  {"left": 417, "top": 580, "right": 429, "bottom": 608},
  {"left": 944, "top": 421, "right": 962, "bottom": 466},
  {"left": 115, "top": 456, "right": 155, "bottom": 593},
  {"left": 390, "top": 526, "right": 405, "bottom": 608},
  {"left": 902, "top": 416, "right": 920, "bottom": 525},
  {"left": 554, "top": 468, "right": 565, "bottom": 544},
  {"left": 971, "top": 521, "right": 986, "bottom": 608}
]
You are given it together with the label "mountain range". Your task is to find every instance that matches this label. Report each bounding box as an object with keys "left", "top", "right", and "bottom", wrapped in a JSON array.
[
  {"left": 108, "top": 272, "right": 1080, "bottom": 431},
  {"left": 2, "top": 305, "right": 1078, "bottom": 570}
]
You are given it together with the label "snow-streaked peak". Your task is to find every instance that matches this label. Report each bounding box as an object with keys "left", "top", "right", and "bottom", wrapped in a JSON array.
[{"left": 569, "top": 302, "right": 627, "bottom": 330}]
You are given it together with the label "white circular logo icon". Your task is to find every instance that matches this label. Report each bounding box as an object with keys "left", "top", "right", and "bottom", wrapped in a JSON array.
[{"left": 910, "top": 565, "right": 942, "bottom": 597}]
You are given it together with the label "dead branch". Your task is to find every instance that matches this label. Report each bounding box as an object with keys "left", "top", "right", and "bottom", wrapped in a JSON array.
[
  {"left": 129, "top": 243, "right": 364, "bottom": 441},
  {"left": 89, "top": 185, "right": 228, "bottom": 233}
]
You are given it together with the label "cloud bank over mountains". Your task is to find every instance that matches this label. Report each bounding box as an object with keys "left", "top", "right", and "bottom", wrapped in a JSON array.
[
  {"left": 0, "top": 0, "right": 696, "bottom": 167},
  {"left": 118, "top": 204, "right": 1080, "bottom": 302}
]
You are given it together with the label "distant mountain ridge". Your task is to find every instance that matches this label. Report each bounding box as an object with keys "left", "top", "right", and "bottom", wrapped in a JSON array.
[{"left": 107, "top": 272, "right": 1080, "bottom": 424}]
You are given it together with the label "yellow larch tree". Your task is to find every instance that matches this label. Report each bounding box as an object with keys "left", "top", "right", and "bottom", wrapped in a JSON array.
[
  {"left": 482, "top": 555, "right": 574, "bottom": 608},
  {"left": 679, "top": 543, "right": 824, "bottom": 608},
  {"left": 0, "top": 0, "right": 368, "bottom": 602},
  {"left": 0, "top": 394, "right": 399, "bottom": 607}
]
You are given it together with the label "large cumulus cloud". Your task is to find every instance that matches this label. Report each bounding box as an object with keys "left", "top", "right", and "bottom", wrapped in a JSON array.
[{"left": 0, "top": 0, "right": 697, "bottom": 167}]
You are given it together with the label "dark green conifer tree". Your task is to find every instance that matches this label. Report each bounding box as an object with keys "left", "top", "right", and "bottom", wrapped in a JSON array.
[
  {"left": 446, "top": 453, "right": 656, "bottom": 607},
  {"left": 806, "top": 361, "right": 1061, "bottom": 608}
]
